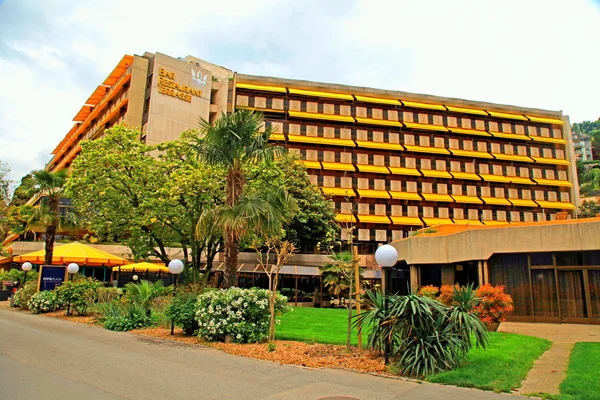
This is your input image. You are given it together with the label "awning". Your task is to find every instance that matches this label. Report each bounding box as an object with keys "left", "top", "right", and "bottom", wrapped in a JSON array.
[
  {"left": 388, "top": 191, "right": 422, "bottom": 201},
  {"left": 97, "top": 98, "right": 129, "bottom": 128},
  {"left": 288, "top": 88, "right": 353, "bottom": 101},
  {"left": 113, "top": 262, "right": 168, "bottom": 273},
  {"left": 445, "top": 106, "right": 488, "bottom": 116},
  {"left": 528, "top": 135, "right": 567, "bottom": 145},
  {"left": 507, "top": 176, "right": 536, "bottom": 185},
  {"left": 355, "top": 164, "right": 390, "bottom": 174},
  {"left": 448, "top": 127, "right": 491, "bottom": 137},
  {"left": 492, "top": 153, "right": 534, "bottom": 163},
  {"left": 355, "top": 140, "right": 403, "bottom": 151},
  {"left": 449, "top": 149, "right": 494, "bottom": 159},
  {"left": 84, "top": 85, "right": 110, "bottom": 107},
  {"left": 480, "top": 196, "right": 512, "bottom": 206},
  {"left": 421, "top": 193, "right": 454, "bottom": 202},
  {"left": 102, "top": 55, "right": 133, "bottom": 87},
  {"left": 285, "top": 133, "right": 355, "bottom": 147},
  {"left": 403, "top": 145, "right": 450, "bottom": 155},
  {"left": 420, "top": 169, "right": 453, "bottom": 179},
  {"left": 357, "top": 215, "right": 391, "bottom": 224},
  {"left": 526, "top": 116, "right": 564, "bottom": 125},
  {"left": 270, "top": 133, "right": 286, "bottom": 142},
  {"left": 401, "top": 100, "right": 446, "bottom": 111},
  {"left": 356, "top": 189, "right": 390, "bottom": 199},
  {"left": 422, "top": 218, "right": 454, "bottom": 226},
  {"left": 14, "top": 242, "right": 128, "bottom": 267},
  {"left": 535, "top": 201, "right": 576, "bottom": 210},
  {"left": 336, "top": 214, "right": 356, "bottom": 223},
  {"left": 236, "top": 82, "right": 287, "bottom": 93},
  {"left": 533, "top": 178, "right": 573, "bottom": 188},
  {"left": 486, "top": 111, "right": 528, "bottom": 121},
  {"left": 489, "top": 131, "right": 532, "bottom": 141},
  {"left": 236, "top": 105, "right": 285, "bottom": 114},
  {"left": 388, "top": 166, "right": 421, "bottom": 176},
  {"left": 453, "top": 219, "right": 484, "bottom": 226},
  {"left": 508, "top": 198, "right": 539, "bottom": 207},
  {"left": 451, "top": 195, "right": 483, "bottom": 204},
  {"left": 322, "top": 187, "right": 355, "bottom": 197},
  {"left": 288, "top": 110, "right": 356, "bottom": 124},
  {"left": 403, "top": 122, "right": 449, "bottom": 132},
  {"left": 296, "top": 160, "right": 322, "bottom": 169},
  {"left": 450, "top": 171, "right": 482, "bottom": 180},
  {"left": 320, "top": 162, "right": 355, "bottom": 172},
  {"left": 355, "top": 117, "right": 402, "bottom": 128},
  {"left": 390, "top": 216, "right": 423, "bottom": 226},
  {"left": 532, "top": 157, "right": 570, "bottom": 166},
  {"left": 478, "top": 174, "right": 511, "bottom": 183},
  {"left": 354, "top": 95, "right": 401, "bottom": 105}
]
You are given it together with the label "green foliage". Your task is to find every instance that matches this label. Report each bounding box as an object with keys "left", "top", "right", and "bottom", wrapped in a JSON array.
[
  {"left": 65, "top": 126, "right": 225, "bottom": 273},
  {"left": 14, "top": 281, "right": 38, "bottom": 309},
  {"left": 124, "top": 280, "right": 171, "bottom": 313},
  {"left": 27, "top": 290, "right": 63, "bottom": 314},
  {"left": 0, "top": 268, "right": 38, "bottom": 286},
  {"left": 267, "top": 342, "right": 276, "bottom": 352},
  {"left": 578, "top": 199, "right": 600, "bottom": 218},
  {"left": 96, "top": 302, "right": 154, "bottom": 331},
  {"left": 448, "top": 284, "right": 489, "bottom": 349},
  {"left": 95, "top": 287, "right": 121, "bottom": 304},
  {"left": 356, "top": 290, "right": 489, "bottom": 378},
  {"left": 166, "top": 291, "right": 201, "bottom": 335},
  {"left": 55, "top": 276, "right": 102, "bottom": 316},
  {"left": 195, "top": 287, "right": 288, "bottom": 343},
  {"left": 319, "top": 251, "right": 354, "bottom": 297},
  {"left": 559, "top": 342, "right": 600, "bottom": 400}
]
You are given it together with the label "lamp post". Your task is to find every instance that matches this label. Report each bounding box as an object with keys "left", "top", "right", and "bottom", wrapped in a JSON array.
[
  {"left": 21, "top": 262, "right": 32, "bottom": 286},
  {"left": 168, "top": 259, "right": 184, "bottom": 335},
  {"left": 66, "top": 263, "right": 79, "bottom": 316},
  {"left": 375, "top": 244, "right": 398, "bottom": 365},
  {"left": 132, "top": 274, "right": 139, "bottom": 282}
]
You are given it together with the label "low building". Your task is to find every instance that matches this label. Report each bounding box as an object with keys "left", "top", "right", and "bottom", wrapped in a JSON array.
[
  {"left": 573, "top": 132, "right": 594, "bottom": 161},
  {"left": 391, "top": 217, "right": 600, "bottom": 324}
]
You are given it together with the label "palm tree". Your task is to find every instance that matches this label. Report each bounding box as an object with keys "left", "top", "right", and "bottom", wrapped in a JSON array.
[
  {"left": 196, "top": 110, "right": 282, "bottom": 287},
  {"left": 16, "top": 169, "right": 68, "bottom": 265}
]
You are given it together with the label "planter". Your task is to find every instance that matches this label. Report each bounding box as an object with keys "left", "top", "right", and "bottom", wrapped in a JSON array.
[{"left": 486, "top": 322, "right": 500, "bottom": 332}]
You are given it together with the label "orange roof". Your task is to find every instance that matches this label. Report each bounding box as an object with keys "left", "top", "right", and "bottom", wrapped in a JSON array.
[
  {"left": 51, "top": 123, "right": 81, "bottom": 155},
  {"left": 103, "top": 55, "right": 134, "bottom": 86}
]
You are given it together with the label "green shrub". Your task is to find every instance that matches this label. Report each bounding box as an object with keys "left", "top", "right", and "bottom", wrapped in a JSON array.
[
  {"left": 14, "top": 281, "right": 38, "bottom": 310},
  {"left": 28, "top": 290, "right": 63, "bottom": 314},
  {"left": 55, "top": 276, "right": 102, "bottom": 316},
  {"left": 195, "top": 287, "right": 288, "bottom": 343},
  {"left": 96, "top": 302, "right": 153, "bottom": 331},
  {"left": 0, "top": 268, "right": 38, "bottom": 286},
  {"left": 95, "top": 287, "right": 120, "bottom": 304},
  {"left": 166, "top": 292, "right": 200, "bottom": 335},
  {"left": 124, "top": 280, "right": 172, "bottom": 315}
]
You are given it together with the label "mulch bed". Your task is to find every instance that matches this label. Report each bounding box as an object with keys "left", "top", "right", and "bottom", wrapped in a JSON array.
[{"left": 132, "top": 327, "right": 388, "bottom": 375}]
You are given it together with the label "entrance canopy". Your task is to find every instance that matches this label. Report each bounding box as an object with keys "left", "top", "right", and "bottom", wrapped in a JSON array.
[{"left": 13, "top": 242, "right": 128, "bottom": 267}]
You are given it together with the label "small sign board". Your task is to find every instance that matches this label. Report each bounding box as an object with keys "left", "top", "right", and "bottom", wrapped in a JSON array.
[{"left": 37, "top": 265, "right": 67, "bottom": 292}]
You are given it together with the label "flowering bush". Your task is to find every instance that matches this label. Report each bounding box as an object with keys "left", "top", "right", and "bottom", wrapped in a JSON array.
[
  {"left": 54, "top": 276, "right": 102, "bottom": 316},
  {"left": 14, "top": 281, "right": 38, "bottom": 310},
  {"left": 28, "top": 290, "right": 63, "bottom": 314},
  {"left": 473, "top": 284, "right": 514, "bottom": 324},
  {"left": 417, "top": 285, "right": 439, "bottom": 299},
  {"left": 195, "top": 287, "right": 288, "bottom": 343},
  {"left": 436, "top": 284, "right": 461, "bottom": 306}
]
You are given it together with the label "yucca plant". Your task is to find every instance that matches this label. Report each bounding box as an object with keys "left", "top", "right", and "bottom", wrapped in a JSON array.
[
  {"left": 354, "top": 289, "right": 399, "bottom": 353},
  {"left": 448, "top": 284, "right": 489, "bottom": 349},
  {"left": 124, "top": 280, "right": 172, "bottom": 315}
]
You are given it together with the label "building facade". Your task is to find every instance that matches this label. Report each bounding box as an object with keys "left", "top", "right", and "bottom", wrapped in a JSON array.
[
  {"left": 47, "top": 51, "right": 579, "bottom": 252},
  {"left": 572, "top": 132, "right": 594, "bottom": 161}
]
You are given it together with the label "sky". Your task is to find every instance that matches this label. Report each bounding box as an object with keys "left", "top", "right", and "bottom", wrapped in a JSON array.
[{"left": 0, "top": 0, "right": 598, "bottom": 184}]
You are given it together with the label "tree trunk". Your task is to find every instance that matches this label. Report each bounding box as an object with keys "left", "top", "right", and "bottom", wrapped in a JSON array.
[
  {"left": 269, "top": 273, "right": 277, "bottom": 343},
  {"left": 346, "top": 270, "right": 354, "bottom": 349},
  {"left": 45, "top": 222, "right": 57, "bottom": 265},
  {"left": 223, "top": 164, "right": 244, "bottom": 288}
]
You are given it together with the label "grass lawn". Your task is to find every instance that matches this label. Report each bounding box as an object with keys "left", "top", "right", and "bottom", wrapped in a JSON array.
[
  {"left": 559, "top": 342, "right": 600, "bottom": 400},
  {"left": 277, "top": 307, "right": 550, "bottom": 393}
]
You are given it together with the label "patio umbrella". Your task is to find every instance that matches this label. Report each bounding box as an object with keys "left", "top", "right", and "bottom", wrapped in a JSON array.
[
  {"left": 13, "top": 242, "right": 129, "bottom": 267},
  {"left": 112, "top": 262, "right": 169, "bottom": 273}
]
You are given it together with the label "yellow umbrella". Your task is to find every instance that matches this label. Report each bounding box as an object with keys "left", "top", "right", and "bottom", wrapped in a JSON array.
[
  {"left": 13, "top": 242, "right": 129, "bottom": 267},
  {"left": 112, "top": 262, "right": 169, "bottom": 273}
]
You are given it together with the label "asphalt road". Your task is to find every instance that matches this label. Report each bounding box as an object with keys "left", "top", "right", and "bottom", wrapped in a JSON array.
[{"left": 0, "top": 308, "right": 524, "bottom": 400}]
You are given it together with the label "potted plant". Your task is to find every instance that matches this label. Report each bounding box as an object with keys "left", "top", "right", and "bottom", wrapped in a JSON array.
[{"left": 473, "top": 284, "right": 514, "bottom": 331}]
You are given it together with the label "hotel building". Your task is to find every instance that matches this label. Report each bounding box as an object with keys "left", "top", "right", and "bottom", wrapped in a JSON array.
[{"left": 48, "top": 51, "right": 579, "bottom": 250}]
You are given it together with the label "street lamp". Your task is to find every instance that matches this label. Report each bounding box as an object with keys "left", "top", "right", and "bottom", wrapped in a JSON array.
[
  {"left": 21, "top": 262, "right": 32, "bottom": 286},
  {"left": 374, "top": 244, "right": 398, "bottom": 365},
  {"left": 168, "top": 259, "right": 184, "bottom": 335},
  {"left": 66, "top": 263, "right": 79, "bottom": 316},
  {"left": 132, "top": 274, "right": 139, "bottom": 282}
]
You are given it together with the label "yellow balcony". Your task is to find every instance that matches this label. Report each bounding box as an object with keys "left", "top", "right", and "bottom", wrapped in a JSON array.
[
  {"left": 401, "top": 100, "right": 446, "bottom": 111},
  {"left": 388, "top": 191, "right": 422, "bottom": 201},
  {"left": 320, "top": 162, "right": 355, "bottom": 172},
  {"left": 357, "top": 215, "right": 391, "bottom": 224},
  {"left": 355, "top": 164, "right": 390, "bottom": 174},
  {"left": 356, "top": 189, "right": 390, "bottom": 199},
  {"left": 322, "top": 187, "right": 355, "bottom": 197},
  {"left": 354, "top": 95, "right": 401, "bottom": 105},
  {"left": 421, "top": 193, "right": 454, "bottom": 202},
  {"left": 403, "top": 145, "right": 450, "bottom": 155},
  {"left": 535, "top": 200, "right": 576, "bottom": 210},
  {"left": 236, "top": 83, "right": 287, "bottom": 93},
  {"left": 451, "top": 195, "right": 483, "bottom": 204},
  {"left": 288, "top": 88, "right": 353, "bottom": 101}
]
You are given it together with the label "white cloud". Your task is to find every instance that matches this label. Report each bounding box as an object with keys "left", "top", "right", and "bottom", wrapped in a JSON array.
[{"left": 0, "top": 0, "right": 598, "bottom": 184}]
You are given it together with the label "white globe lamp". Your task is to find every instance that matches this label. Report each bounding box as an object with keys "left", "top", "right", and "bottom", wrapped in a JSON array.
[
  {"left": 168, "top": 259, "right": 184, "bottom": 275},
  {"left": 67, "top": 263, "right": 80, "bottom": 275},
  {"left": 375, "top": 244, "right": 398, "bottom": 267},
  {"left": 21, "top": 262, "right": 32, "bottom": 272}
]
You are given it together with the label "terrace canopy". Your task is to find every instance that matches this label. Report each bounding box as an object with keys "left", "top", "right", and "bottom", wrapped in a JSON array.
[
  {"left": 13, "top": 242, "right": 128, "bottom": 267},
  {"left": 112, "top": 262, "right": 168, "bottom": 273}
]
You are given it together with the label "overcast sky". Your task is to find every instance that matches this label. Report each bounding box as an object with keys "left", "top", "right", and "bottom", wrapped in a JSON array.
[{"left": 0, "top": 0, "right": 598, "bottom": 184}]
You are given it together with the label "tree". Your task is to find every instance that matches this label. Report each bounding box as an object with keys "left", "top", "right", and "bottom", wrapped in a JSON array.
[
  {"left": 246, "top": 154, "right": 337, "bottom": 250},
  {"left": 65, "top": 126, "right": 225, "bottom": 275},
  {"left": 15, "top": 169, "right": 67, "bottom": 264},
  {"left": 0, "top": 161, "right": 12, "bottom": 240},
  {"left": 254, "top": 238, "right": 297, "bottom": 344},
  {"left": 195, "top": 110, "right": 282, "bottom": 287},
  {"left": 578, "top": 200, "right": 600, "bottom": 218}
]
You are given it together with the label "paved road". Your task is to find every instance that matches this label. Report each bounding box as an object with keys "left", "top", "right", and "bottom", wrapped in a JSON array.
[{"left": 0, "top": 308, "right": 523, "bottom": 400}]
